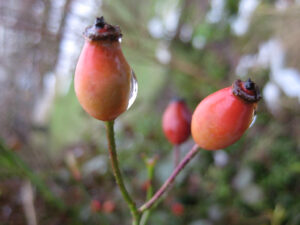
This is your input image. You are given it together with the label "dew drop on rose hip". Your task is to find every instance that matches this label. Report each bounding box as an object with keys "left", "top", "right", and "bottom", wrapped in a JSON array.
[{"left": 127, "top": 70, "right": 138, "bottom": 110}]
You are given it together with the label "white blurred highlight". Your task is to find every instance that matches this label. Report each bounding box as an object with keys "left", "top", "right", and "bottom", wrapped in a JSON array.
[
  {"left": 236, "top": 39, "right": 300, "bottom": 114},
  {"left": 206, "top": 0, "right": 225, "bottom": 24},
  {"left": 231, "top": 0, "right": 260, "bottom": 36}
]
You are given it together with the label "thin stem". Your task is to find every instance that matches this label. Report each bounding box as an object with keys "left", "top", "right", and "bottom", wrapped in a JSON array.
[
  {"left": 173, "top": 145, "right": 180, "bottom": 168},
  {"left": 139, "top": 144, "right": 199, "bottom": 212},
  {"left": 105, "top": 121, "right": 140, "bottom": 224},
  {"left": 140, "top": 158, "right": 156, "bottom": 225},
  {"left": 145, "top": 161, "right": 155, "bottom": 202}
]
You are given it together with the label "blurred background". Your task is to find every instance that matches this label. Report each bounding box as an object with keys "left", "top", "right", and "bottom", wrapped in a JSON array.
[{"left": 0, "top": 0, "right": 300, "bottom": 224}]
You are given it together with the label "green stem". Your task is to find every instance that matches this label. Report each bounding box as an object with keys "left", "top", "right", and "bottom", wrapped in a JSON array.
[
  {"left": 105, "top": 121, "right": 140, "bottom": 225},
  {"left": 146, "top": 163, "right": 155, "bottom": 202},
  {"left": 140, "top": 158, "right": 156, "bottom": 225}
]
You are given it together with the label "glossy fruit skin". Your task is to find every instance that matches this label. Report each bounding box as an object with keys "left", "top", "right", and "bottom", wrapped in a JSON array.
[
  {"left": 75, "top": 18, "right": 132, "bottom": 121},
  {"left": 162, "top": 100, "right": 191, "bottom": 145},
  {"left": 191, "top": 80, "right": 260, "bottom": 150}
]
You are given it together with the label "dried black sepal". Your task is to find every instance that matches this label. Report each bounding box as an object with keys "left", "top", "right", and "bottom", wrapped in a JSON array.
[
  {"left": 232, "top": 79, "right": 262, "bottom": 103},
  {"left": 83, "top": 16, "right": 122, "bottom": 42}
]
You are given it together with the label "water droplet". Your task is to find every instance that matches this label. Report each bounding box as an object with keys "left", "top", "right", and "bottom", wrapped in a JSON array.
[
  {"left": 249, "top": 110, "right": 257, "bottom": 128},
  {"left": 118, "top": 37, "right": 122, "bottom": 43},
  {"left": 127, "top": 70, "right": 138, "bottom": 109}
]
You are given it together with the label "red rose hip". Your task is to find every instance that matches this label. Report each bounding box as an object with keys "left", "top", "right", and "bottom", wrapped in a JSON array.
[
  {"left": 191, "top": 79, "right": 261, "bottom": 150},
  {"left": 162, "top": 99, "right": 192, "bottom": 145}
]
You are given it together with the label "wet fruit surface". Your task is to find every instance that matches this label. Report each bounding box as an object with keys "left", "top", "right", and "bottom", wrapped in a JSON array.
[
  {"left": 191, "top": 79, "right": 261, "bottom": 150},
  {"left": 75, "top": 17, "right": 136, "bottom": 121}
]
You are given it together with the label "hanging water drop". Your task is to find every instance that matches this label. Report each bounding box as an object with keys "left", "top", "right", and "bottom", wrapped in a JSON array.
[
  {"left": 249, "top": 110, "right": 257, "bottom": 128},
  {"left": 127, "top": 70, "right": 138, "bottom": 110}
]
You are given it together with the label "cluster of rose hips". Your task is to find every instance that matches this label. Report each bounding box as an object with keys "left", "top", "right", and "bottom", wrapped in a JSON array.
[
  {"left": 162, "top": 79, "right": 260, "bottom": 151},
  {"left": 74, "top": 17, "right": 261, "bottom": 224},
  {"left": 75, "top": 16, "right": 260, "bottom": 150}
]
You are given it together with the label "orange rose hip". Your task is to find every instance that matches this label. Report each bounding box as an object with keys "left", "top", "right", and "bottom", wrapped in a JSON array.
[
  {"left": 191, "top": 79, "right": 261, "bottom": 150},
  {"left": 75, "top": 17, "right": 137, "bottom": 121}
]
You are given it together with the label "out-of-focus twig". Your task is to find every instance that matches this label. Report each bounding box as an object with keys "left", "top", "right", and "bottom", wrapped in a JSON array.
[
  {"left": 140, "top": 155, "right": 157, "bottom": 225},
  {"left": 21, "top": 180, "right": 38, "bottom": 225}
]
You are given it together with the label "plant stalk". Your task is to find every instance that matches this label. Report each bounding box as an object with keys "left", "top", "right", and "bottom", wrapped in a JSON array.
[
  {"left": 105, "top": 121, "right": 140, "bottom": 224},
  {"left": 139, "top": 144, "right": 199, "bottom": 212},
  {"left": 140, "top": 157, "right": 156, "bottom": 225}
]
